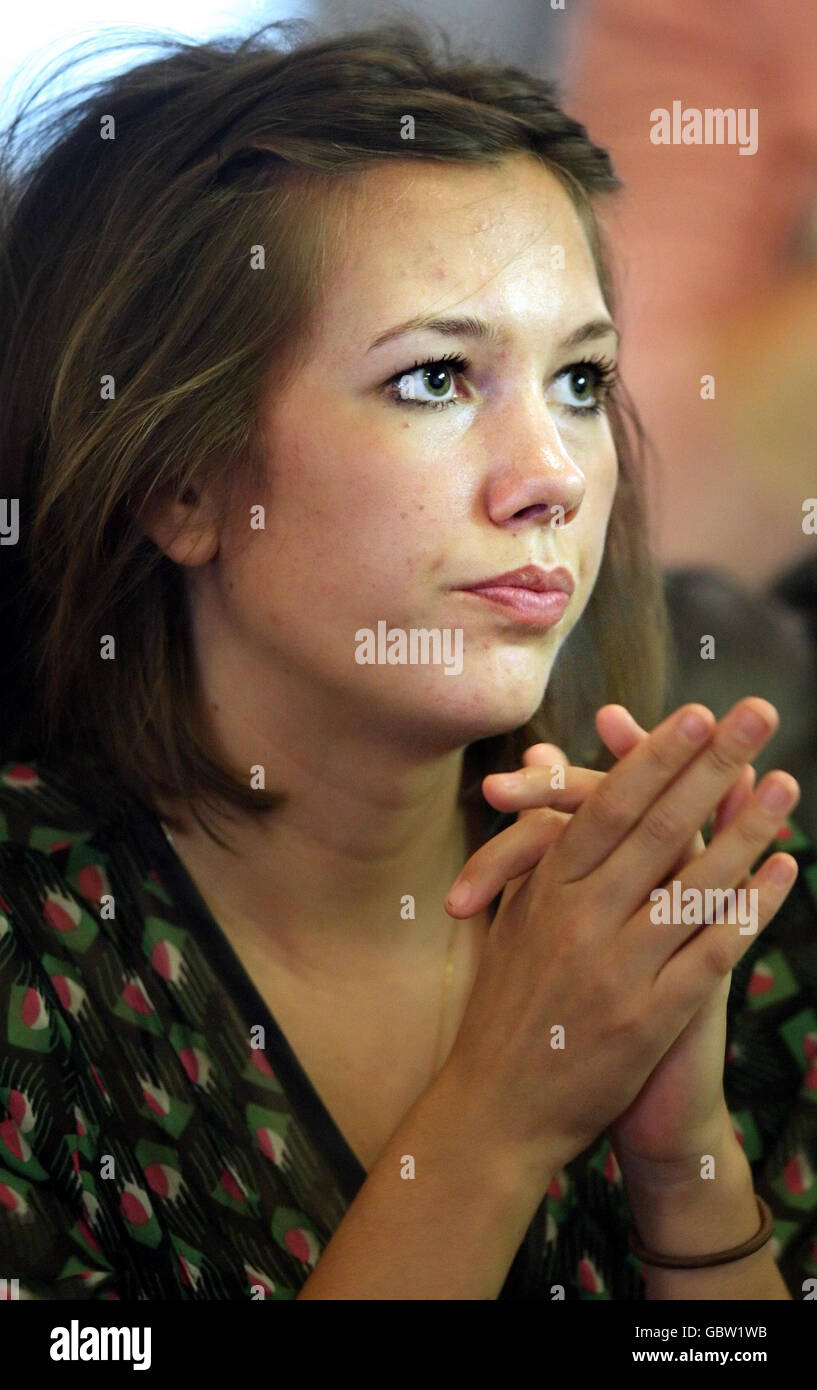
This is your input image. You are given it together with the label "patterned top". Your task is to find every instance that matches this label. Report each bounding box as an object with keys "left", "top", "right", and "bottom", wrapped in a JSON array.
[{"left": 1, "top": 756, "right": 816, "bottom": 1300}]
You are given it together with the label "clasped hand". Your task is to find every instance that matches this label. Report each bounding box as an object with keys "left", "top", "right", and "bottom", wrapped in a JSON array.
[{"left": 445, "top": 699, "right": 800, "bottom": 1187}]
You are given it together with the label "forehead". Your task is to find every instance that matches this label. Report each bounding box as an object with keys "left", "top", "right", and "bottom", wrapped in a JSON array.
[{"left": 314, "top": 154, "right": 604, "bottom": 347}]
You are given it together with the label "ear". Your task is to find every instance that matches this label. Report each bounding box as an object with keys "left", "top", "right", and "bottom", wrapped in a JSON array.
[{"left": 136, "top": 483, "right": 219, "bottom": 566}]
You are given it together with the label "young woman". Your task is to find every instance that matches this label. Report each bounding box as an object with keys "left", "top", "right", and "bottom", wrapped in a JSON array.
[{"left": 0, "top": 21, "right": 815, "bottom": 1302}]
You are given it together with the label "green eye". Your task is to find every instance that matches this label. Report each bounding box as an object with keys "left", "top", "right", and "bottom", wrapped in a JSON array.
[
  {"left": 386, "top": 354, "right": 469, "bottom": 410},
  {"left": 382, "top": 353, "right": 619, "bottom": 416},
  {"left": 552, "top": 358, "right": 620, "bottom": 417}
]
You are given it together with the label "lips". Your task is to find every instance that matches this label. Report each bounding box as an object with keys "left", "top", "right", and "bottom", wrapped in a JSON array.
[
  {"left": 464, "top": 564, "right": 574, "bottom": 596},
  {"left": 458, "top": 564, "right": 575, "bottom": 629}
]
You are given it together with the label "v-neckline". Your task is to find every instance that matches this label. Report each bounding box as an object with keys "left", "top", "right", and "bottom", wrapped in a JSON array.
[
  {"left": 126, "top": 795, "right": 370, "bottom": 1204},
  {"left": 72, "top": 767, "right": 542, "bottom": 1299},
  {"left": 124, "top": 790, "right": 512, "bottom": 1210}
]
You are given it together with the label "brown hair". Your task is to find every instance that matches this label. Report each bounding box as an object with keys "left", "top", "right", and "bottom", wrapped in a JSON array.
[{"left": 0, "top": 18, "right": 669, "bottom": 848}]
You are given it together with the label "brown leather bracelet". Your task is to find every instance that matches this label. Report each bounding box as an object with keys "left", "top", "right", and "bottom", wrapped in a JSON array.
[{"left": 628, "top": 1194, "right": 774, "bottom": 1269}]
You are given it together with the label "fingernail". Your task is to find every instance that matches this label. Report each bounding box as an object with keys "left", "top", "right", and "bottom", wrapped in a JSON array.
[
  {"left": 679, "top": 712, "right": 709, "bottom": 741},
  {"left": 758, "top": 779, "right": 793, "bottom": 813},
  {"left": 768, "top": 858, "right": 796, "bottom": 887},
  {"left": 736, "top": 708, "right": 769, "bottom": 742},
  {"left": 446, "top": 879, "right": 473, "bottom": 911}
]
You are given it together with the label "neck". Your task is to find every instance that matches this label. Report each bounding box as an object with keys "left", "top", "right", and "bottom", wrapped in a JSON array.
[
  {"left": 156, "top": 737, "right": 493, "bottom": 975},
  {"left": 153, "top": 596, "right": 499, "bottom": 969}
]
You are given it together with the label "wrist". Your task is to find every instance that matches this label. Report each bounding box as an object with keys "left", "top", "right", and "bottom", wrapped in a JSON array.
[
  {"left": 426, "top": 1058, "right": 559, "bottom": 1210},
  {"left": 614, "top": 1104, "right": 739, "bottom": 1196},
  {"left": 622, "top": 1121, "right": 761, "bottom": 1258}
]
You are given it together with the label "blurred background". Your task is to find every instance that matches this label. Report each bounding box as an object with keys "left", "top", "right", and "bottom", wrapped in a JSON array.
[{"left": 3, "top": 0, "right": 815, "bottom": 834}]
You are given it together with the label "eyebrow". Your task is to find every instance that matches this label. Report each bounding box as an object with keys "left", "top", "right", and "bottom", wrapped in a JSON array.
[{"left": 366, "top": 313, "right": 620, "bottom": 354}]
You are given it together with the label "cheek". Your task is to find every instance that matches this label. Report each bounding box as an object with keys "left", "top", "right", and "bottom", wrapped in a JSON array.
[
  {"left": 261, "top": 460, "right": 389, "bottom": 567},
  {"left": 593, "top": 445, "right": 619, "bottom": 519},
  {"left": 275, "top": 427, "right": 431, "bottom": 531},
  {"left": 228, "top": 498, "right": 437, "bottom": 625},
  {"left": 282, "top": 454, "right": 447, "bottom": 579},
  {"left": 575, "top": 450, "right": 617, "bottom": 569}
]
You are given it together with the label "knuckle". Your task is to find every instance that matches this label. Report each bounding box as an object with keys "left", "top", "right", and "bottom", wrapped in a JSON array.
[
  {"left": 584, "top": 780, "right": 628, "bottom": 836},
  {"left": 611, "top": 998, "right": 652, "bottom": 1048},
  {"left": 701, "top": 932, "right": 734, "bottom": 979},
  {"left": 630, "top": 1008, "right": 657, "bottom": 1049},
  {"left": 705, "top": 738, "right": 741, "bottom": 779},
  {"left": 531, "top": 807, "right": 568, "bottom": 841},
  {"left": 524, "top": 810, "right": 563, "bottom": 858},
  {"left": 731, "top": 812, "right": 767, "bottom": 856},
  {"left": 640, "top": 736, "right": 680, "bottom": 780},
  {"left": 637, "top": 799, "right": 682, "bottom": 848}
]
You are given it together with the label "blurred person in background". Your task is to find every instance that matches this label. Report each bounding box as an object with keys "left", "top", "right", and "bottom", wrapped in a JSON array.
[
  {"left": 564, "top": 0, "right": 817, "bottom": 590},
  {"left": 564, "top": 0, "right": 817, "bottom": 835},
  {"left": 661, "top": 567, "right": 817, "bottom": 844}
]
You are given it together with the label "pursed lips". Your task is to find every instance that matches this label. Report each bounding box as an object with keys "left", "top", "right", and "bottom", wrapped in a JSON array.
[
  {"left": 461, "top": 564, "right": 575, "bottom": 595},
  {"left": 453, "top": 564, "right": 575, "bottom": 627}
]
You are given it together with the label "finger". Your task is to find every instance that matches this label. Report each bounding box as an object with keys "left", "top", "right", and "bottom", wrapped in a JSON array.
[
  {"left": 665, "top": 828, "right": 706, "bottom": 880},
  {"left": 522, "top": 742, "right": 568, "bottom": 767},
  {"left": 603, "top": 712, "right": 755, "bottom": 864},
  {"left": 712, "top": 764, "right": 756, "bottom": 836},
  {"left": 482, "top": 764, "right": 605, "bottom": 813},
  {"left": 602, "top": 711, "right": 757, "bottom": 840},
  {"left": 517, "top": 743, "right": 570, "bottom": 819},
  {"left": 712, "top": 765, "right": 766, "bottom": 892},
  {"left": 631, "top": 768, "right": 800, "bottom": 972},
  {"left": 598, "top": 707, "right": 702, "bottom": 876},
  {"left": 655, "top": 851, "right": 799, "bottom": 1029},
  {"left": 543, "top": 697, "right": 774, "bottom": 891},
  {"left": 595, "top": 704, "right": 647, "bottom": 760},
  {"left": 600, "top": 711, "right": 756, "bottom": 834},
  {"left": 600, "top": 708, "right": 706, "bottom": 870},
  {"left": 444, "top": 807, "right": 572, "bottom": 917},
  {"left": 580, "top": 700, "right": 780, "bottom": 919}
]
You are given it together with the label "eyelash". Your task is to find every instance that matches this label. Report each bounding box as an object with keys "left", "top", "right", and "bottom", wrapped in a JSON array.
[{"left": 383, "top": 352, "right": 620, "bottom": 416}]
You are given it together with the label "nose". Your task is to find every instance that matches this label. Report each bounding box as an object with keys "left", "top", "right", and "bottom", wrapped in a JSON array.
[{"left": 483, "top": 396, "right": 586, "bottom": 529}]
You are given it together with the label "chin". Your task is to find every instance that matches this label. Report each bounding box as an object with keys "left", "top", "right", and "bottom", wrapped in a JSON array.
[
  {"left": 349, "top": 643, "right": 557, "bottom": 749},
  {"left": 423, "top": 681, "right": 551, "bottom": 751}
]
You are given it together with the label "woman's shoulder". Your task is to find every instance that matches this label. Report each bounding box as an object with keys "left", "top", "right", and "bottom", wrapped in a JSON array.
[
  {"left": 0, "top": 755, "right": 119, "bottom": 853},
  {"left": 0, "top": 752, "right": 152, "bottom": 988},
  {"left": 0, "top": 755, "right": 332, "bottom": 1300}
]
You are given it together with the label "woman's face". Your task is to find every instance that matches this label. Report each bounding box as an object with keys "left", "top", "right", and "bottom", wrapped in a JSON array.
[{"left": 208, "top": 153, "right": 619, "bottom": 753}]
